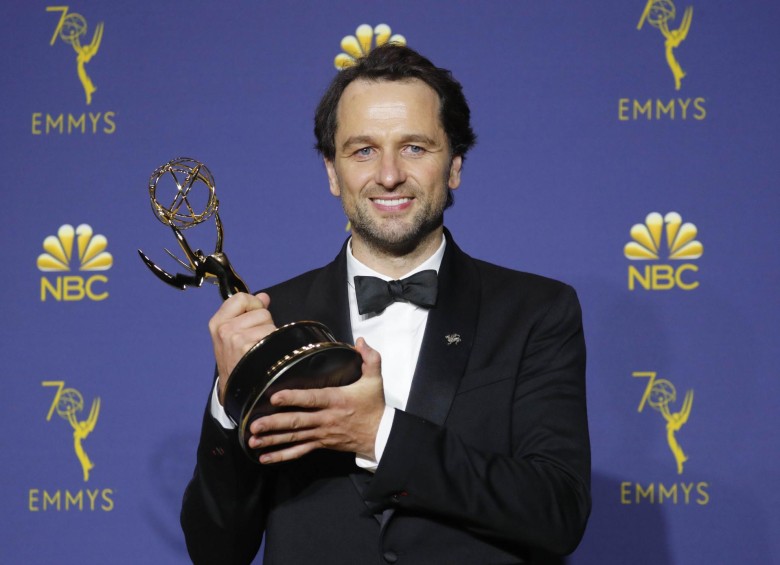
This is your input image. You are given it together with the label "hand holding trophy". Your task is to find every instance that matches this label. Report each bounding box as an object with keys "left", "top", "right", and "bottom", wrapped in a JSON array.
[{"left": 138, "top": 157, "right": 362, "bottom": 461}]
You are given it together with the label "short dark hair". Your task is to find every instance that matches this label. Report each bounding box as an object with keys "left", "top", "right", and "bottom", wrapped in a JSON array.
[{"left": 314, "top": 44, "right": 477, "bottom": 162}]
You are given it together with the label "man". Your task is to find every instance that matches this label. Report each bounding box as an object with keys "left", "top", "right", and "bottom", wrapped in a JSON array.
[{"left": 181, "top": 44, "right": 590, "bottom": 564}]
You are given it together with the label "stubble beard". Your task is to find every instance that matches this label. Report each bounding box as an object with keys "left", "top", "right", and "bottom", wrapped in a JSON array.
[{"left": 342, "top": 186, "right": 448, "bottom": 257}]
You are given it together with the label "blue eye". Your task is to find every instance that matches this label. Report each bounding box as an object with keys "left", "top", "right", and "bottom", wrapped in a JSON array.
[{"left": 356, "top": 147, "right": 372, "bottom": 156}]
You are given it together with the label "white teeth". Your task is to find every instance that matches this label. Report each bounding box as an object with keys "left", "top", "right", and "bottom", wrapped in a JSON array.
[{"left": 374, "top": 198, "right": 410, "bottom": 206}]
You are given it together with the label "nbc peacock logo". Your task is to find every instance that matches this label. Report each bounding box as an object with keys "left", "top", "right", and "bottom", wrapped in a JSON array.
[
  {"left": 624, "top": 212, "right": 703, "bottom": 290},
  {"left": 37, "top": 223, "right": 112, "bottom": 301},
  {"left": 333, "top": 24, "right": 406, "bottom": 70}
]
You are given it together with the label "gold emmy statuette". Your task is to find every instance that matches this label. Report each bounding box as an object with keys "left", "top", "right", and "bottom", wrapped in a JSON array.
[{"left": 138, "top": 157, "right": 362, "bottom": 461}]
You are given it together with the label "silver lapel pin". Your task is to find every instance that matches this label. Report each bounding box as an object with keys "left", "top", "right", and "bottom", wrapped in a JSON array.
[{"left": 445, "top": 333, "right": 461, "bottom": 346}]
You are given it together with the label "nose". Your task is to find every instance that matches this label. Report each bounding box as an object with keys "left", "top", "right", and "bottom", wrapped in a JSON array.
[{"left": 375, "top": 151, "right": 406, "bottom": 189}]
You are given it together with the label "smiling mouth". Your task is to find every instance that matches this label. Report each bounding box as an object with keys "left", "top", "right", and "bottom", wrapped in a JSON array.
[{"left": 372, "top": 197, "right": 412, "bottom": 207}]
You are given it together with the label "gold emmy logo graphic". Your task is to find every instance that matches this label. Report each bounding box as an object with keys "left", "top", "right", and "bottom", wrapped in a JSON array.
[
  {"left": 637, "top": 0, "right": 693, "bottom": 91},
  {"left": 47, "top": 6, "right": 103, "bottom": 105},
  {"left": 624, "top": 212, "right": 703, "bottom": 290},
  {"left": 38, "top": 224, "right": 112, "bottom": 301},
  {"left": 334, "top": 23, "right": 406, "bottom": 70},
  {"left": 43, "top": 381, "right": 101, "bottom": 482},
  {"left": 34, "top": 7, "right": 114, "bottom": 135},
  {"left": 632, "top": 372, "right": 693, "bottom": 474},
  {"left": 619, "top": 2, "right": 704, "bottom": 121}
]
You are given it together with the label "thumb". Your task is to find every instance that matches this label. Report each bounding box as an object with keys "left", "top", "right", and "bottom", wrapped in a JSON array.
[{"left": 355, "top": 337, "right": 382, "bottom": 378}]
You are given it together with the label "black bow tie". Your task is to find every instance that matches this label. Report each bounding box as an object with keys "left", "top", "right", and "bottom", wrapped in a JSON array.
[{"left": 354, "top": 270, "right": 438, "bottom": 315}]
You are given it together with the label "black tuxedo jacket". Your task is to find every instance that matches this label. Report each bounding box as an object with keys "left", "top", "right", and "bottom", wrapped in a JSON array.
[{"left": 181, "top": 231, "right": 590, "bottom": 564}]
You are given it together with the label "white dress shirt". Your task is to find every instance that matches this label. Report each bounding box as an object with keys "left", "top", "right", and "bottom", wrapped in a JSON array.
[
  {"left": 348, "top": 236, "right": 445, "bottom": 471},
  {"left": 210, "top": 235, "right": 446, "bottom": 473}
]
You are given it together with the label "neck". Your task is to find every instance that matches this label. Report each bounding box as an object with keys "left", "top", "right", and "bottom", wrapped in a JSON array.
[{"left": 351, "top": 227, "right": 444, "bottom": 279}]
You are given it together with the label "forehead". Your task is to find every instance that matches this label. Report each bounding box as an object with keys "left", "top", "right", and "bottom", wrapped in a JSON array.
[{"left": 335, "top": 78, "right": 443, "bottom": 138}]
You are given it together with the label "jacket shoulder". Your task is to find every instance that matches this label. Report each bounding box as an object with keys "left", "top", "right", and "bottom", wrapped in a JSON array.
[
  {"left": 262, "top": 265, "right": 326, "bottom": 298},
  {"left": 473, "top": 258, "right": 576, "bottom": 303}
]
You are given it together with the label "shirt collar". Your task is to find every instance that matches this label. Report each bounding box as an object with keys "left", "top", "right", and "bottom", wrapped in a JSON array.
[{"left": 346, "top": 234, "right": 447, "bottom": 287}]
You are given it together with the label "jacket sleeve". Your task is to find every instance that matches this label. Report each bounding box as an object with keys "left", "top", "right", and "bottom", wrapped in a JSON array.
[
  {"left": 180, "top": 393, "right": 271, "bottom": 565},
  {"left": 364, "top": 285, "right": 591, "bottom": 555}
]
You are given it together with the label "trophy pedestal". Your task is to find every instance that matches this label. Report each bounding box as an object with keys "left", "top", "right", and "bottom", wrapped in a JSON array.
[{"left": 223, "top": 321, "right": 362, "bottom": 461}]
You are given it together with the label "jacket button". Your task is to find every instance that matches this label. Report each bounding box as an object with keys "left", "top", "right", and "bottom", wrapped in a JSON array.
[{"left": 383, "top": 550, "right": 398, "bottom": 563}]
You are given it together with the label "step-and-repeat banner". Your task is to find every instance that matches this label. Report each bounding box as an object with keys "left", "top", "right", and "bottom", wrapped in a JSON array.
[{"left": 2, "top": 1, "right": 778, "bottom": 563}]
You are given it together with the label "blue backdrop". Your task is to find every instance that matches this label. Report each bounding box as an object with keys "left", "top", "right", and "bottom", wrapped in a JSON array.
[{"left": 2, "top": 1, "right": 778, "bottom": 563}]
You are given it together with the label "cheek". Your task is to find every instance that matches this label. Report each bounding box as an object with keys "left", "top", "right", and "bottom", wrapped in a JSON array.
[
  {"left": 423, "top": 164, "right": 454, "bottom": 197},
  {"left": 340, "top": 168, "right": 374, "bottom": 196}
]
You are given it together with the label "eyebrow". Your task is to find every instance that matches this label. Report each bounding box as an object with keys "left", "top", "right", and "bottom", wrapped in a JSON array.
[
  {"left": 340, "top": 133, "right": 441, "bottom": 151},
  {"left": 340, "top": 135, "right": 374, "bottom": 150}
]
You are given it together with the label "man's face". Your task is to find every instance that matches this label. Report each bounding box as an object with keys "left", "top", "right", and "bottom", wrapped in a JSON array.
[{"left": 325, "top": 79, "right": 462, "bottom": 256}]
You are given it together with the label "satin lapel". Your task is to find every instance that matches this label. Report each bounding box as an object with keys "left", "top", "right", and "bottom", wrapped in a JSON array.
[
  {"left": 303, "top": 239, "right": 354, "bottom": 345},
  {"left": 308, "top": 242, "right": 382, "bottom": 519},
  {"left": 309, "top": 235, "right": 480, "bottom": 518},
  {"left": 405, "top": 231, "right": 480, "bottom": 426}
]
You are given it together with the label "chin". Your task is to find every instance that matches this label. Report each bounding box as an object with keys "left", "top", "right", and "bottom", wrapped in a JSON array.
[{"left": 353, "top": 217, "right": 443, "bottom": 256}]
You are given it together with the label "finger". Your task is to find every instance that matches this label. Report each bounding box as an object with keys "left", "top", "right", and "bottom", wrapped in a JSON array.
[
  {"left": 226, "top": 291, "right": 269, "bottom": 313},
  {"left": 355, "top": 337, "right": 382, "bottom": 378},
  {"left": 225, "top": 307, "right": 275, "bottom": 332},
  {"left": 248, "top": 427, "right": 318, "bottom": 450},
  {"left": 269, "top": 388, "right": 331, "bottom": 410},
  {"left": 212, "top": 293, "right": 275, "bottom": 395},
  {"left": 210, "top": 292, "right": 270, "bottom": 327},
  {"left": 210, "top": 296, "right": 275, "bottom": 344},
  {"left": 258, "top": 441, "right": 318, "bottom": 465},
  {"left": 226, "top": 326, "right": 278, "bottom": 352},
  {"left": 250, "top": 410, "right": 318, "bottom": 435},
  {"left": 212, "top": 315, "right": 276, "bottom": 366}
]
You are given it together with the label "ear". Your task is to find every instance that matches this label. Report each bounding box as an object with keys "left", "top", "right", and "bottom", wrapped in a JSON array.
[
  {"left": 448, "top": 155, "right": 463, "bottom": 190},
  {"left": 324, "top": 159, "right": 340, "bottom": 197}
]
